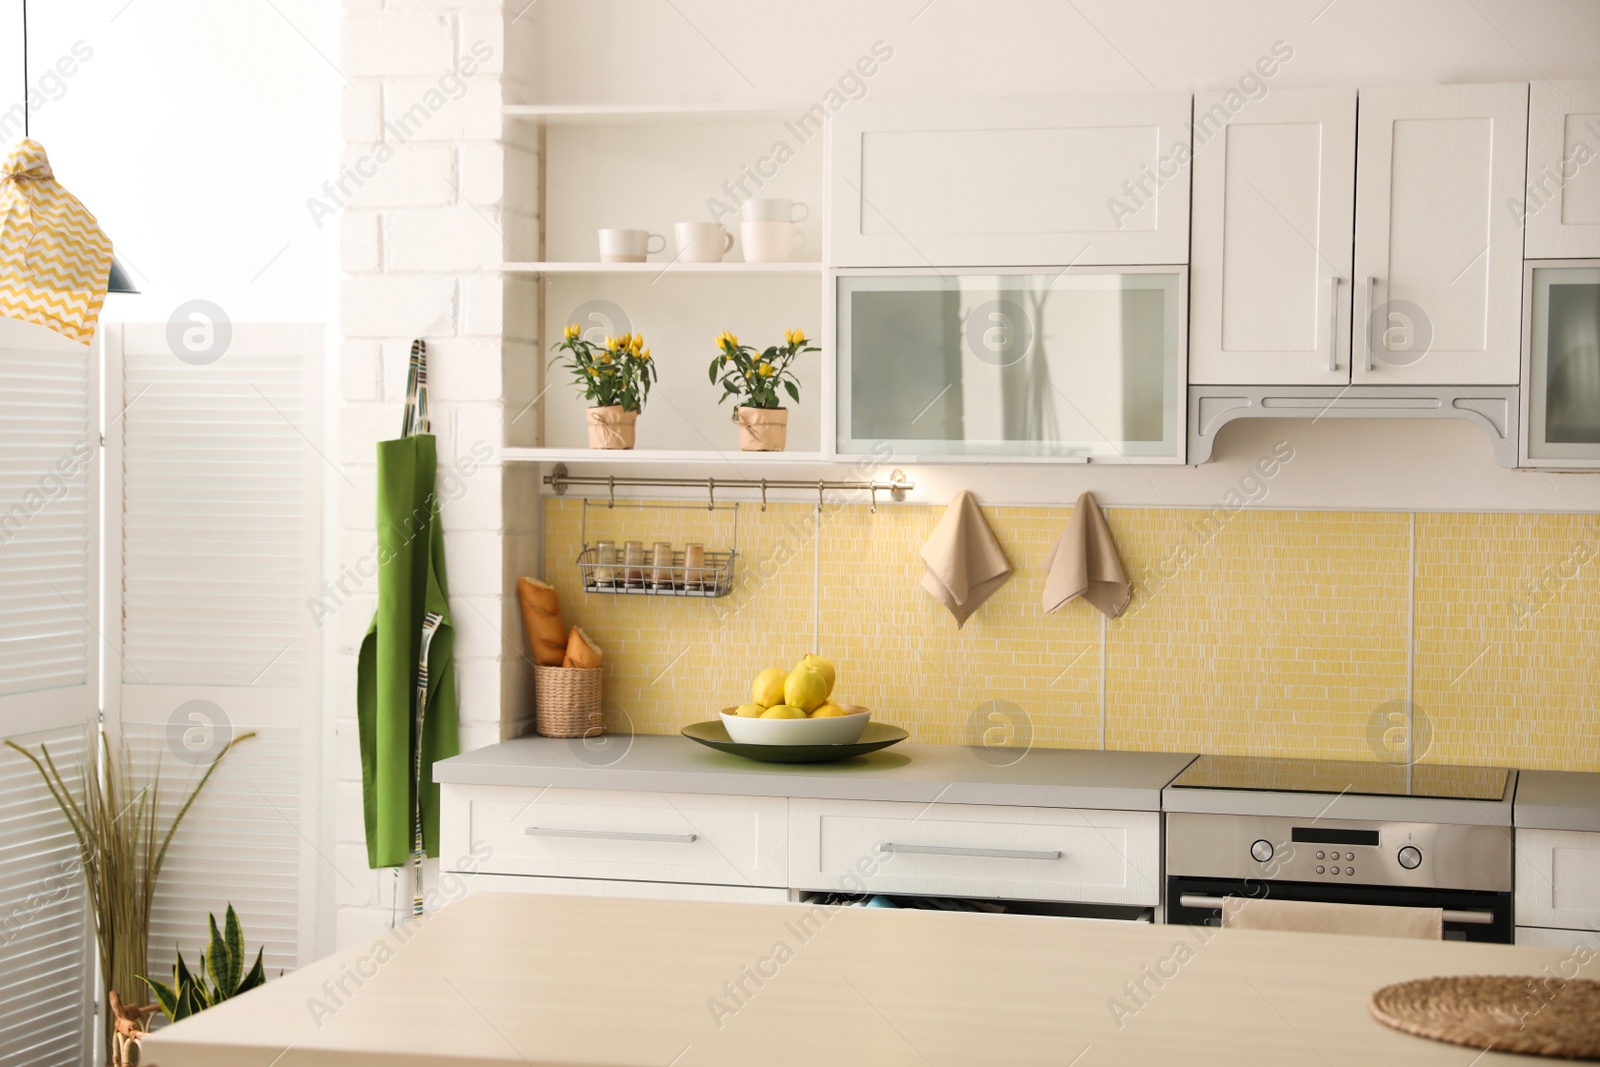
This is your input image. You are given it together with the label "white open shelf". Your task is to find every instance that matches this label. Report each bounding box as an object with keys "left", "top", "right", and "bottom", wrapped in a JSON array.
[
  {"left": 504, "top": 261, "right": 823, "bottom": 275},
  {"left": 502, "top": 448, "right": 828, "bottom": 465},
  {"left": 503, "top": 104, "right": 806, "bottom": 124}
]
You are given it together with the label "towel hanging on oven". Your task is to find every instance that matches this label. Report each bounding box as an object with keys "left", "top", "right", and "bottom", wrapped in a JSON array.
[{"left": 357, "top": 340, "right": 459, "bottom": 913}]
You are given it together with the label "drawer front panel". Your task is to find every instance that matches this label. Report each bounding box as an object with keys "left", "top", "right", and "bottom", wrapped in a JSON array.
[
  {"left": 442, "top": 785, "right": 787, "bottom": 888},
  {"left": 460, "top": 872, "right": 791, "bottom": 905},
  {"left": 789, "top": 799, "right": 1160, "bottom": 906},
  {"left": 1517, "top": 827, "right": 1600, "bottom": 930},
  {"left": 1515, "top": 925, "right": 1600, "bottom": 954}
]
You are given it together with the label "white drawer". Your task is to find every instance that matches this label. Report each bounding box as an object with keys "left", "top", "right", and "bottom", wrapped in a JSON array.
[
  {"left": 1515, "top": 925, "right": 1600, "bottom": 953},
  {"left": 788, "top": 798, "right": 1160, "bottom": 906},
  {"left": 441, "top": 784, "right": 788, "bottom": 888},
  {"left": 458, "top": 872, "right": 791, "bottom": 905},
  {"left": 1516, "top": 828, "right": 1600, "bottom": 931}
]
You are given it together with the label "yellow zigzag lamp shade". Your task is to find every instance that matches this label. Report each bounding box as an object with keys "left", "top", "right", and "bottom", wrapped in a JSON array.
[{"left": 0, "top": 139, "right": 114, "bottom": 345}]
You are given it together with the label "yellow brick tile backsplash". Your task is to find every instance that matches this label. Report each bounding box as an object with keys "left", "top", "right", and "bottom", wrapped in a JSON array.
[
  {"left": 1415, "top": 512, "right": 1600, "bottom": 771},
  {"left": 1106, "top": 509, "right": 1410, "bottom": 761},
  {"left": 536, "top": 497, "right": 1599, "bottom": 773}
]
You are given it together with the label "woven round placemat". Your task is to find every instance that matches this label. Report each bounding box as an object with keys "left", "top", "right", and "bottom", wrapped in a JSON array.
[{"left": 1370, "top": 975, "right": 1600, "bottom": 1060}]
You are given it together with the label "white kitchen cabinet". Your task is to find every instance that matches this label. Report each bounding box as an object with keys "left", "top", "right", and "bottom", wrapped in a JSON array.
[
  {"left": 788, "top": 798, "right": 1161, "bottom": 906},
  {"left": 1525, "top": 81, "right": 1600, "bottom": 259},
  {"left": 1514, "top": 827, "right": 1600, "bottom": 932},
  {"left": 439, "top": 784, "right": 789, "bottom": 888},
  {"left": 1353, "top": 83, "right": 1528, "bottom": 385},
  {"left": 828, "top": 94, "right": 1192, "bottom": 267},
  {"left": 1189, "top": 89, "right": 1356, "bottom": 385}
]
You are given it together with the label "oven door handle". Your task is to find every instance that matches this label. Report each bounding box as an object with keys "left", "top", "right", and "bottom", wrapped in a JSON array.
[{"left": 1175, "top": 895, "right": 1495, "bottom": 926}]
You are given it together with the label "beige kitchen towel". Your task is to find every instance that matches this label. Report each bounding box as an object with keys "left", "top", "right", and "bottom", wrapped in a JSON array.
[
  {"left": 1043, "top": 492, "right": 1130, "bottom": 618},
  {"left": 1222, "top": 897, "right": 1443, "bottom": 940},
  {"left": 920, "top": 491, "right": 1012, "bottom": 629}
]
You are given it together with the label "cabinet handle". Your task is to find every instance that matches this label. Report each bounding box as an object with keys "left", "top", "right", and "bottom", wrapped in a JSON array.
[
  {"left": 878, "top": 842, "right": 1061, "bottom": 861},
  {"left": 1363, "top": 276, "right": 1376, "bottom": 372},
  {"left": 524, "top": 827, "right": 698, "bottom": 844},
  {"left": 1328, "top": 276, "right": 1342, "bottom": 372},
  {"left": 1176, "top": 894, "right": 1495, "bottom": 925}
]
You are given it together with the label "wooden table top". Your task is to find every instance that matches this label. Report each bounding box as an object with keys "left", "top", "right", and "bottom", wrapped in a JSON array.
[{"left": 142, "top": 891, "right": 1597, "bottom": 1066}]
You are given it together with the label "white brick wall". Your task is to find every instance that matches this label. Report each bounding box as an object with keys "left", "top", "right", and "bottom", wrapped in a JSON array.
[{"left": 335, "top": 0, "right": 537, "bottom": 947}]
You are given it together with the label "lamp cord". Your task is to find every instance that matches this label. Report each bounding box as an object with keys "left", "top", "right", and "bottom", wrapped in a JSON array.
[{"left": 21, "top": 0, "right": 28, "bottom": 138}]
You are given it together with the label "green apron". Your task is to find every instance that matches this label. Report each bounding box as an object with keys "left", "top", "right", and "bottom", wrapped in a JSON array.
[{"left": 356, "top": 341, "right": 457, "bottom": 880}]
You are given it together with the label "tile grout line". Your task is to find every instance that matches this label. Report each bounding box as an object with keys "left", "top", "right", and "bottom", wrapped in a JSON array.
[
  {"left": 1099, "top": 611, "right": 1108, "bottom": 750},
  {"left": 813, "top": 503, "right": 821, "bottom": 653},
  {"left": 1407, "top": 511, "right": 1416, "bottom": 782}
]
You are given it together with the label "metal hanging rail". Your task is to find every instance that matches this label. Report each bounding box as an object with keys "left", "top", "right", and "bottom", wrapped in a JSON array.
[{"left": 543, "top": 463, "right": 913, "bottom": 512}]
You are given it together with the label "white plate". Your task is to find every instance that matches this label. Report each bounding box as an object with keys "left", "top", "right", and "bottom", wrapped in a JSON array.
[{"left": 719, "top": 707, "right": 871, "bottom": 745}]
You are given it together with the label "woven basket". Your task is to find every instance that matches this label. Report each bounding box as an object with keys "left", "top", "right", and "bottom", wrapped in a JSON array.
[{"left": 534, "top": 665, "right": 603, "bottom": 738}]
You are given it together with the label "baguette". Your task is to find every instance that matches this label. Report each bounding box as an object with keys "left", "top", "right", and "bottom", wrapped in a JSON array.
[
  {"left": 516, "top": 577, "right": 567, "bottom": 665},
  {"left": 562, "top": 626, "right": 603, "bottom": 669}
]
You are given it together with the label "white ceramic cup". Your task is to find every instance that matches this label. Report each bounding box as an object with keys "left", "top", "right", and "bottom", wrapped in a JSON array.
[
  {"left": 674, "top": 221, "right": 735, "bottom": 263},
  {"left": 598, "top": 228, "right": 666, "bottom": 263},
  {"left": 740, "top": 198, "right": 809, "bottom": 224},
  {"left": 740, "top": 221, "right": 806, "bottom": 263}
]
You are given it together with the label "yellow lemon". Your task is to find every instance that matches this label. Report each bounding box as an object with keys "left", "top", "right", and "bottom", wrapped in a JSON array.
[
  {"left": 732, "top": 704, "right": 765, "bottom": 718},
  {"left": 810, "top": 703, "right": 849, "bottom": 718},
  {"left": 751, "top": 668, "right": 788, "bottom": 708},
  {"left": 794, "top": 654, "right": 836, "bottom": 696},
  {"left": 784, "top": 666, "right": 828, "bottom": 712},
  {"left": 761, "top": 704, "right": 806, "bottom": 719}
]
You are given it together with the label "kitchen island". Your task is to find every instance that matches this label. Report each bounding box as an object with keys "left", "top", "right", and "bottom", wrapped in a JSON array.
[{"left": 142, "top": 891, "right": 1597, "bottom": 1066}]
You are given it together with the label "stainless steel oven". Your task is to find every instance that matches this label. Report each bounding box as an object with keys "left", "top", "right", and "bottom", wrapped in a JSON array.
[{"left": 1162, "top": 756, "right": 1516, "bottom": 943}]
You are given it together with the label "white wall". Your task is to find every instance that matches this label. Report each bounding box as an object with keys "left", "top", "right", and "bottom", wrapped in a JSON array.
[{"left": 3, "top": 0, "right": 340, "bottom": 324}]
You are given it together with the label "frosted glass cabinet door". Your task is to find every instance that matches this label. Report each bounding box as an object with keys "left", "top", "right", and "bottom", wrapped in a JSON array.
[
  {"left": 835, "top": 269, "right": 1185, "bottom": 462},
  {"left": 1523, "top": 262, "right": 1600, "bottom": 467}
]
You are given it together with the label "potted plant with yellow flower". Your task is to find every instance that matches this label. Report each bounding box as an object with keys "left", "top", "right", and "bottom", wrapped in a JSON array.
[
  {"left": 708, "top": 329, "right": 817, "bottom": 451},
  {"left": 551, "top": 325, "right": 657, "bottom": 449}
]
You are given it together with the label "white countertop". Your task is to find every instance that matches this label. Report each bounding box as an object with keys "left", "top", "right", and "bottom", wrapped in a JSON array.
[
  {"left": 433, "top": 735, "right": 1197, "bottom": 811},
  {"left": 1516, "top": 769, "right": 1600, "bottom": 832},
  {"left": 143, "top": 891, "right": 1597, "bottom": 1067}
]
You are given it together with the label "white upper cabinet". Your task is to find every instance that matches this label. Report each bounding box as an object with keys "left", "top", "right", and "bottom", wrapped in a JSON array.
[
  {"left": 828, "top": 94, "right": 1192, "bottom": 267},
  {"left": 1353, "top": 84, "right": 1528, "bottom": 385},
  {"left": 1526, "top": 81, "right": 1600, "bottom": 258},
  {"left": 1189, "top": 88, "right": 1356, "bottom": 385}
]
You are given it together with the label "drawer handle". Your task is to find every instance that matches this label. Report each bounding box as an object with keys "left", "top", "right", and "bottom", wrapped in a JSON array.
[
  {"left": 879, "top": 842, "right": 1062, "bottom": 862},
  {"left": 524, "top": 827, "right": 698, "bottom": 844},
  {"left": 1176, "top": 894, "right": 1494, "bottom": 925}
]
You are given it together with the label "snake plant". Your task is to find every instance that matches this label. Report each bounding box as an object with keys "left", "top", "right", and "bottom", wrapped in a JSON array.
[{"left": 141, "top": 904, "right": 268, "bottom": 1022}]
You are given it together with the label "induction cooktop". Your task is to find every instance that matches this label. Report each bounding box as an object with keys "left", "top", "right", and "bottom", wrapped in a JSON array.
[{"left": 1169, "top": 754, "right": 1510, "bottom": 801}]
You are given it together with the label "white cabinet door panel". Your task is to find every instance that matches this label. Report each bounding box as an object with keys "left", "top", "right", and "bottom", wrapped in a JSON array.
[
  {"left": 789, "top": 798, "right": 1160, "bottom": 906},
  {"left": 1354, "top": 84, "right": 1528, "bottom": 384},
  {"left": 1516, "top": 827, "right": 1600, "bottom": 931},
  {"left": 441, "top": 784, "right": 789, "bottom": 888},
  {"left": 1526, "top": 81, "right": 1600, "bottom": 258},
  {"left": 830, "top": 94, "right": 1192, "bottom": 267},
  {"left": 1190, "top": 88, "right": 1356, "bottom": 384}
]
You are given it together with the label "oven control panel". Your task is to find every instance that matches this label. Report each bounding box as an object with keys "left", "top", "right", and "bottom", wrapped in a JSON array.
[{"left": 1167, "top": 813, "right": 1511, "bottom": 893}]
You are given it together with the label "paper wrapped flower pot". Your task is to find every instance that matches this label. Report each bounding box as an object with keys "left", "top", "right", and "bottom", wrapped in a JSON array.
[{"left": 0, "top": 139, "right": 114, "bottom": 345}]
